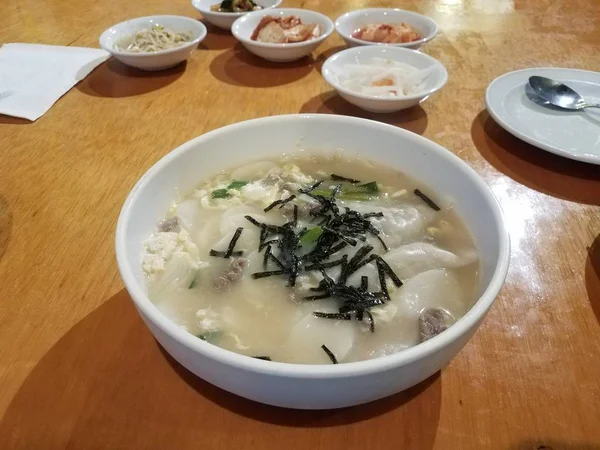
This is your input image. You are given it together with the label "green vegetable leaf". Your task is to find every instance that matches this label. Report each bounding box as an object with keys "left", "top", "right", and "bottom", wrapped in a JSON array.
[
  {"left": 227, "top": 180, "right": 249, "bottom": 190},
  {"left": 300, "top": 226, "right": 323, "bottom": 245},
  {"left": 211, "top": 188, "right": 231, "bottom": 199}
]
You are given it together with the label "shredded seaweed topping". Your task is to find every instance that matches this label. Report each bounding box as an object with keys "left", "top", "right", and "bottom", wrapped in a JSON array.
[
  {"left": 414, "top": 189, "right": 441, "bottom": 211},
  {"left": 241, "top": 177, "right": 402, "bottom": 333},
  {"left": 253, "top": 356, "right": 272, "bottom": 361},
  {"left": 321, "top": 344, "right": 338, "bottom": 364}
]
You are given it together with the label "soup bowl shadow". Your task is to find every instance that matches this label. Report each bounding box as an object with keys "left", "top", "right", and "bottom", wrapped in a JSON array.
[
  {"left": 471, "top": 110, "right": 600, "bottom": 206},
  {"left": 0, "top": 289, "right": 442, "bottom": 449},
  {"left": 76, "top": 59, "right": 187, "bottom": 98},
  {"left": 299, "top": 91, "right": 429, "bottom": 135},
  {"left": 209, "top": 43, "right": 314, "bottom": 87}
]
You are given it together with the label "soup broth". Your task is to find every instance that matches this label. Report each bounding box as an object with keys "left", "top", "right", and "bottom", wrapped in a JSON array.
[{"left": 142, "top": 153, "right": 480, "bottom": 364}]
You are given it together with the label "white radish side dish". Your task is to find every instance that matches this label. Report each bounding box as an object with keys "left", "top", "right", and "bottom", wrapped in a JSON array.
[{"left": 333, "top": 57, "right": 436, "bottom": 97}]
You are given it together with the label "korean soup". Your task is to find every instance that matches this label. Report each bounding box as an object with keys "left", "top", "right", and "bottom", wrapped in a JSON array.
[{"left": 142, "top": 153, "right": 479, "bottom": 364}]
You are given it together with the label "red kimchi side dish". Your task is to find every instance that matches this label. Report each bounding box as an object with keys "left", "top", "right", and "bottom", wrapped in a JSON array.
[
  {"left": 352, "top": 23, "right": 422, "bottom": 44},
  {"left": 251, "top": 15, "right": 321, "bottom": 43}
]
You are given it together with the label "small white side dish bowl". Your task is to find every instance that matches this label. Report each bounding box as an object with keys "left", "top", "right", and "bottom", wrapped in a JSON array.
[
  {"left": 322, "top": 46, "right": 448, "bottom": 113},
  {"left": 335, "top": 8, "right": 438, "bottom": 49},
  {"left": 116, "top": 114, "right": 510, "bottom": 410},
  {"left": 99, "top": 15, "right": 207, "bottom": 71},
  {"left": 232, "top": 8, "right": 334, "bottom": 62},
  {"left": 192, "top": 0, "right": 282, "bottom": 31}
]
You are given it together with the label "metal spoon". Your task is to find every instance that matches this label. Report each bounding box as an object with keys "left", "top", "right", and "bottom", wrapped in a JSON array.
[{"left": 528, "top": 76, "right": 600, "bottom": 110}]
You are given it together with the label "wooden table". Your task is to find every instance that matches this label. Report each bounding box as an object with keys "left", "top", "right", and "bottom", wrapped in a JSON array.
[{"left": 2, "top": 0, "right": 600, "bottom": 448}]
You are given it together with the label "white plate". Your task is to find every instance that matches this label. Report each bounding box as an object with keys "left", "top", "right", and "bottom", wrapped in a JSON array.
[{"left": 485, "top": 68, "right": 600, "bottom": 165}]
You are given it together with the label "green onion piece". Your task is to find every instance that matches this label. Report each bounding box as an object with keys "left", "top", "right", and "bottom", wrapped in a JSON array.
[
  {"left": 188, "top": 273, "right": 199, "bottom": 289},
  {"left": 227, "top": 180, "right": 249, "bottom": 190},
  {"left": 312, "top": 181, "right": 379, "bottom": 201},
  {"left": 197, "top": 331, "right": 221, "bottom": 343},
  {"left": 211, "top": 189, "right": 231, "bottom": 199},
  {"left": 357, "top": 181, "right": 379, "bottom": 193},
  {"left": 300, "top": 226, "right": 323, "bottom": 245}
]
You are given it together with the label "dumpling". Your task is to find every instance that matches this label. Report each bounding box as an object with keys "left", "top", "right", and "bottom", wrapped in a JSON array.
[
  {"left": 394, "top": 268, "right": 467, "bottom": 317},
  {"left": 383, "top": 242, "right": 477, "bottom": 279},
  {"left": 284, "top": 302, "right": 356, "bottom": 364},
  {"left": 343, "top": 202, "right": 431, "bottom": 247}
]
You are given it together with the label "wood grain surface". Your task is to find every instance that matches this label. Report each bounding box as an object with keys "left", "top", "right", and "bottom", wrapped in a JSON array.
[{"left": 1, "top": 0, "right": 599, "bottom": 448}]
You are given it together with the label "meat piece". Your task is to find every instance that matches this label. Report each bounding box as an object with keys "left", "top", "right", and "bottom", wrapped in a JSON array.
[
  {"left": 281, "top": 201, "right": 321, "bottom": 218},
  {"left": 213, "top": 257, "right": 247, "bottom": 290},
  {"left": 157, "top": 217, "right": 180, "bottom": 233},
  {"left": 419, "top": 307, "right": 454, "bottom": 342}
]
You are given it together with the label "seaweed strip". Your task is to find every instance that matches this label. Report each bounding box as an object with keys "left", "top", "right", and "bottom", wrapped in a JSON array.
[
  {"left": 331, "top": 174, "right": 360, "bottom": 184},
  {"left": 304, "top": 293, "right": 331, "bottom": 300},
  {"left": 264, "top": 195, "right": 296, "bottom": 212},
  {"left": 268, "top": 252, "right": 287, "bottom": 271},
  {"left": 321, "top": 344, "right": 338, "bottom": 364},
  {"left": 251, "top": 269, "right": 286, "bottom": 279},
  {"left": 360, "top": 276, "right": 368, "bottom": 291},
  {"left": 370, "top": 230, "right": 389, "bottom": 252},
  {"left": 263, "top": 245, "right": 271, "bottom": 269},
  {"left": 299, "top": 180, "right": 323, "bottom": 194},
  {"left": 414, "top": 189, "right": 441, "bottom": 211},
  {"left": 376, "top": 256, "right": 403, "bottom": 287},
  {"left": 340, "top": 244, "right": 373, "bottom": 282},
  {"left": 376, "top": 259, "right": 390, "bottom": 300},
  {"left": 259, "top": 239, "right": 280, "bottom": 252},
  {"left": 224, "top": 227, "right": 243, "bottom": 258},
  {"left": 209, "top": 250, "right": 243, "bottom": 257},
  {"left": 362, "top": 212, "right": 384, "bottom": 218},
  {"left": 253, "top": 356, "right": 272, "bottom": 361},
  {"left": 304, "top": 255, "right": 347, "bottom": 271},
  {"left": 329, "top": 241, "right": 348, "bottom": 255},
  {"left": 352, "top": 253, "right": 378, "bottom": 272},
  {"left": 313, "top": 311, "right": 352, "bottom": 320}
]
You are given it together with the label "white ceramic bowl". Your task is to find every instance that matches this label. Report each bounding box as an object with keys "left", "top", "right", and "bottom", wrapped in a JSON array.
[
  {"left": 322, "top": 46, "right": 448, "bottom": 113},
  {"left": 116, "top": 114, "right": 510, "bottom": 410},
  {"left": 232, "top": 8, "right": 334, "bottom": 62},
  {"left": 335, "top": 8, "right": 438, "bottom": 50},
  {"left": 192, "top": 0, "right": 282, "bottom": 31},
  {"left": 99, "top": 15, "right": 207, "bottom": 71}
]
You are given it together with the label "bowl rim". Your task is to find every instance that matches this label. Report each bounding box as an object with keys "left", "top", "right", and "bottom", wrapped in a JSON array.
[
  {"left": 116, "top": 114, "right": 510, "bottom": 378},
  {"left": 99, "top": 15, "right": 207, "bottom": 58},
  {"left": 322, "top": 46, "right": 448, "bottom": 102},
  {"left": 191, "top": 0, "right": 283, "bottom": 17},
  {"left": 231, "top": 8, "right": 335, "bottom": 48},
  {"left": 335, "top": 8, "right": 439, "bottom": 48}
]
